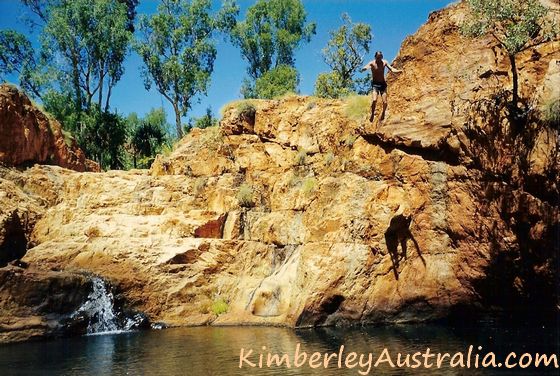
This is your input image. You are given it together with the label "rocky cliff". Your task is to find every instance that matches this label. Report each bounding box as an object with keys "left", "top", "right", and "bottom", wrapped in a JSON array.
[
  {"left": 0, "top": 84, "right": 99, "bottom": 172},
  {"left": 1, "top": 2, "right": 558, "bottom": 342}
]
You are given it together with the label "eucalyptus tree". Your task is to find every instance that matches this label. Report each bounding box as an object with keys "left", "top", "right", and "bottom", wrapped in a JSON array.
[
  {"left": 231, "top": 0, "right": 315, "bottom": 97},
  {"left": 41, "top": 0, "right": 133, "bottom": 113},
  {"left": 135, "top": 0, "right": 238, "bottom": 138},
  {"left": 315, "top": 13, "right": 372, "bottom": 98},
  {"left": 462, "top": 0, "right": 558, "bottom": 109},
  {"left": 0, "top": 30, "right": 45, "bottom": 98}
]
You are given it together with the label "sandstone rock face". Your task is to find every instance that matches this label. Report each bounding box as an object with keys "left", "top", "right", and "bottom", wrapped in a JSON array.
[
  {"left": 0, "top": 165, "right": 71, "bottom": 266},
  {"left": 0, "top": 84, "right": 99, "bottom": 172},
  {"left": 0, "top": 265, "right": 92, "bottom": 343},
  {"left": 0, "top": 2, "right": 558, "bottom": 340}
]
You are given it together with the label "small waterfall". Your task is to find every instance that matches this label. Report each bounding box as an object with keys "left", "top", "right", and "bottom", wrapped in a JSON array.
[
  {"left": 71, "top": 277, "right": 124, "bottom": 335},
  {"left": 69, "top": 276, "right": 150, "bottom": 336}
]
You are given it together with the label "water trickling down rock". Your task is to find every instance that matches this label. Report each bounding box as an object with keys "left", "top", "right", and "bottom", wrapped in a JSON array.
[
  {"left": 72, "top": 277, "right": 119, "bottom": 334},
  {"left": 72, "top": 277, "right": 149, "bottom": 335}
]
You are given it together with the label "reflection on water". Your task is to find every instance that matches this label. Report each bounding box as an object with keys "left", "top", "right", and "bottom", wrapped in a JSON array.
[{"left": 0, "top": 321, "right": 558, "bottom": 375}]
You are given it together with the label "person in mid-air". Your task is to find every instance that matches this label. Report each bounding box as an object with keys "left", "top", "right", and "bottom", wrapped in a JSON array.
[{"left": 361, "top": 51, "right": 403, "bottom": 123}]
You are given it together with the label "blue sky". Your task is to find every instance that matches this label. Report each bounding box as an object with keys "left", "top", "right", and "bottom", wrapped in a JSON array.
[{"left": 0, "top": 0, "right": 453, "bottom": 124}]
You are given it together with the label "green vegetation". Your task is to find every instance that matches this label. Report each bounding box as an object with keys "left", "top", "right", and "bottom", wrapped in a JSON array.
[
  {"left": 301, "top": 177, "right": 317, "bottom": 196},
  {"left": 237, "top": 183, "right": 255, "bottom": 207},
  {"left": 344, "top": 134, "right": 358, "bottom": 147},
  {"left": 43, "top": 0, "right": 132, "bottom": 113},
  {"left": 61, "top": 129, "right": 74, "bottom": 148},
  {"left": 125, "top": 108, "right": 172, "bottom": 169},
  {"left": 344, "top": 94, "right": 370, "bottom": 121},
  {"left": 236, "top": 101, "right": 257, "bottom": 120},
  {"left": 219, "top": 100, "right": 257, "bottom": 122},
  {"left": 190, "top": 107, "right": 219, "bottom": 131},
  {"left": 211, "top": 298, "right": 229, "bottom": 315},
  {"left": 462, "top": 0, "right": 558, "bottom": 109},
  {"left": 542, "top": 97, "right": 560, "bottom": 129},
  {"left": 0, "top": 30, "right": 43, "bottom": 98},
  {"left": 315, "top": 72, "right": 352, "bottom": 100},
  {"left": 231, "top": 0, "right": 315, "bottom": 98},
  {"left": 129, "top": 115, "right": 168, "bottom": 169},
  {"left": 0, "top": 0, "right": 242, "bottom": 170},
  {"left": 295, "top": 149, "right": 307, "bottom": 166},
  {"left": 255, "top": 65, "right": 299, "bottom": 99},
  {"left": 314, "top": 13, "right": 372, "bottom": 98},
  {"left": 1, "top": 0, "right": 140, "bottom": 170},
  {"left": 135, "top": 0, "right": 238, "bottom": 138},
  {"left": 160, "top": 143, "right": 175, "bottom": 158}
]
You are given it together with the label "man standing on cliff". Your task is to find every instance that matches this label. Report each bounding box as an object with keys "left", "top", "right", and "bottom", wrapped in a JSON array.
[{"left": 361, "top": 51, "right": 403, "bottom": 123}]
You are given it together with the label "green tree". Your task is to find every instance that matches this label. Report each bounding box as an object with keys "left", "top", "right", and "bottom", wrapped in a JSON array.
[
  {"left": 231, "top": 0, "right": 315, "bottom": 97},
  {"left": 21, "top": 0, "right": 139, "bottom": 31},
  {"left": 125, "top": 112, "right": 142, "bottom": 131},
  {"left": 135, "top": 0, "right": 238, "bottom": 139},
  {"left": 254, "top": 64, "right": 299, "bottom": 99},
  {"left": 314, "top": 13, "right": 372, "bottom": 98},
  {"left": 130, "top": 121, "right": 166, "bottom": 168},
  {"left": 42, "top": 90, "right": 131, "bottom": 170},
  {"left": 143, "top": 107, "right": 172, "bottom": 136},
  {"left": 2, "top": 0, "right": 141, "bottom": 170},
  {"left": 314, "top": 72, "right": 351, "bottom": 99},
  {"left": 126, "top": 108, "right": 171, "bottom": 168},
  {"left": 42, "top": 89, "right": 77, "bottom": 125},
  {"left": 41, "top": 0, "right": 132, "bottom": 113},
  {"left": 191, "top": 106, "right": 218, "bottom": 130},
  {"left": 0, "top": 30, "right": 46, "bottom": 98},
  {"left": 462, "top": 0, "right": 558, "bottom": 109}
]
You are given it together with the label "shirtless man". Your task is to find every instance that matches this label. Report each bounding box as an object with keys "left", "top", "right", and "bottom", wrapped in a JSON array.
[{"left": 361, "top": 51, "right": 402, "bottom": 122}]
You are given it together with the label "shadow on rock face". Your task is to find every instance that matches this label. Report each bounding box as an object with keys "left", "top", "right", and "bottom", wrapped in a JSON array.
[
  {"left": 384, "top": 213, "right": 425, "bottom": 280},
  {"left": 0, "top": 211, "right": 28, "bottom": 267},
  {"left": 295, "top": 294, "right": 346, "bottom": 327}
]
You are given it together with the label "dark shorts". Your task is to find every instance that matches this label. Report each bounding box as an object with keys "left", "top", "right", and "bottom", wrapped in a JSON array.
[{"left": 372, "top": 81, "right": 387, "bottom": 94}]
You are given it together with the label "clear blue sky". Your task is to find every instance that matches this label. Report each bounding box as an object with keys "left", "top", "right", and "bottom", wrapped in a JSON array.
[{"left": 0, "top": 0, "right": 453, "bottom": 125}]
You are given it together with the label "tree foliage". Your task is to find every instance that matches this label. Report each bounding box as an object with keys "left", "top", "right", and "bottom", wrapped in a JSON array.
[
  {"left": 41, "top": 0, "right": 132, "bottom": 113},
  {"left": 126, "top": 108, "right": 171, "bottom": 168},
  {"left": 0, "top": 30, "right": 45, "bottom": 98},
  {"left": 135, "top": 0, "right": 238, "bottom": 138},
  {"left": 314, "top": 13, "right": 372, "bottom": 98},
  {"left": 81, "top": 109, "right": 129, "bottom": 169},
  {"left": 143, "top": 107, "right": 171, "bottom": 135},
  {"left": 462, "top": 0, "right": 558, "bottom": 108},
  {"left": 130, "top": 122, "right": 166, "bottom": 168},
  {"left": 191, "top": 107, "right": 218, "bottom": 130},
  {"left": 43, "top": 90, "right": 129, "bottom": 169},
  {"left": 314, "top": 72, "right": 351, "bottom": 99},
  {"left": 254, "top": 64, "right": 299, "bottom": 99},
  {"left": 21, "top": 0, "right": 138, "bottom": 30},
  {"left": 231, "top": 0, "right": 315, "bottom": 97}
]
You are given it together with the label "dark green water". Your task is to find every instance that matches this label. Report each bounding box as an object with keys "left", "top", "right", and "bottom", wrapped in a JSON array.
[{"left": 0, "top": 322, "right": 558, "bottom": 375}]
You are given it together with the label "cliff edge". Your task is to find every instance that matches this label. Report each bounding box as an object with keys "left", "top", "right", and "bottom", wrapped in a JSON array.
[{"left": 0, "top": 84, "right": 99, "bottom": 172}]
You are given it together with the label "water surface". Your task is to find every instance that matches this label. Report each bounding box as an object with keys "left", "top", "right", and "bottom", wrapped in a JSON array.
[{"left": 0, "top": 321, "right": 558, "bottom": 375}]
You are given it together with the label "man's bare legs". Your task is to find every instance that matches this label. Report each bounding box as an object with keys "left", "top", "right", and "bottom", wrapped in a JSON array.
[
  {"left": 370, "top": 90, "right": 378, "bottom": 122},
  {"left": 380, "top": 92, "right": 388, "bottom": 121}
]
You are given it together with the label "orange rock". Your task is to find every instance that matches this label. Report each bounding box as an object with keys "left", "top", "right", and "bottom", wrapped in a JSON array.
[{"left": 0, "top": 84, "right": 99, "bottom": 172}]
